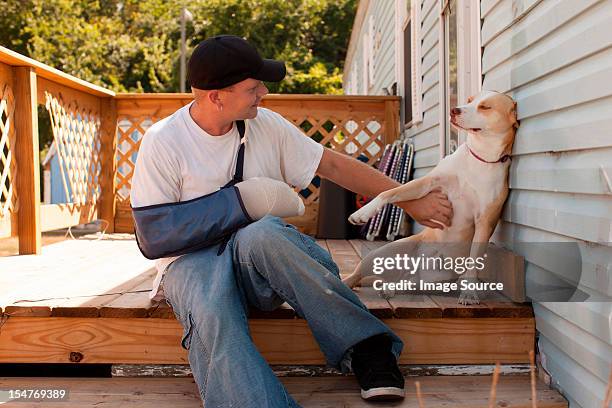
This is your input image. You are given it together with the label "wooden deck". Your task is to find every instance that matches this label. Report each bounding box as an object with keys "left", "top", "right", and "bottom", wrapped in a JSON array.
[
  {"left": 0, "top": 234, "right": 535, "bottom": 365},
  {"left": 0, "top": 375, "right": 568, "bottom": 407}
]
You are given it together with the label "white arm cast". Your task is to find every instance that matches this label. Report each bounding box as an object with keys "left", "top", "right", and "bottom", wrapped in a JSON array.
[{"left": 235, "top": 177, "right": 305, "bottom": 220}]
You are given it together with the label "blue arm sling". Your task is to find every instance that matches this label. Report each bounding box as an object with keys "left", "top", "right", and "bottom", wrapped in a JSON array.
[{"left": 131, "top": 120, "right": 253, "bottom": 260}]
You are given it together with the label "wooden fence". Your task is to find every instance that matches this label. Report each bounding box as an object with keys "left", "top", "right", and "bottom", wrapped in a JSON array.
[
  {"left": 0, "top": 45, "right": 400, "bottom": 253},
  {"left": 0, "top": 46, "right": 116, "bottom": 254}
]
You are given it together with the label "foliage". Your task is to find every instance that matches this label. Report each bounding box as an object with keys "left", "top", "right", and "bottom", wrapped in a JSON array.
[{"left": 0, "top": 0, "right": 357, "bottom": 94}]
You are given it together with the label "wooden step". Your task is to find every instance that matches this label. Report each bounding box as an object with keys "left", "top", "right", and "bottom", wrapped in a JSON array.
[
  {"left": 0, "top": 375, "right": 568, "bottom": 407},
  {"left": 0, "top": 236, "right": 535, "bottom": 365}
]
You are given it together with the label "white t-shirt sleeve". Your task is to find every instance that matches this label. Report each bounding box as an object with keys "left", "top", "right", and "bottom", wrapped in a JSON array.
[
  {"left": 274, "top": 112, "right": 324, "bottom": 190},
  {"left": 130, "top": 133, "right": 181, "bottom": 207}
]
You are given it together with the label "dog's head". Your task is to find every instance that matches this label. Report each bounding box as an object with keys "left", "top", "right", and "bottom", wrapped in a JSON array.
[{"left": 450, "top": 90, "right": 519, "bottom": 135}]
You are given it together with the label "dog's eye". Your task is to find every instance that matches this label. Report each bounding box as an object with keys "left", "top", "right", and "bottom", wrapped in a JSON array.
[{"left": 478, "top": 105, "right": 491, "bottom": 110}]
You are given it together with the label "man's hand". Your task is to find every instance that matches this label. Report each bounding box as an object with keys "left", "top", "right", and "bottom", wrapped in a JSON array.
[{"left": 396, "top": 188, "right": 453, "bottom": 229}]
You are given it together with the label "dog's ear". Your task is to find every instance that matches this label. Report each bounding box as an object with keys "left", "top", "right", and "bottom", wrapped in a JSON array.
[
  {"left": 511, "top": 101, "right": 519, "bottom": 129},
  {"left": 467, "top": 95, "right": 475, "bottom": 103}
]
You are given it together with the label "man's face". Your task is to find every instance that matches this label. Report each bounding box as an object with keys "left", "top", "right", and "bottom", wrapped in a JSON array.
[{"left": 221, "top": 78, "right": 268, "bottom": 119}]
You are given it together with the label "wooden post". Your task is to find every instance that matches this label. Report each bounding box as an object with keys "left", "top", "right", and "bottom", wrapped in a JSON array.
[
  {"left": 383, "top": 99, "right": 400, "bottom": 145},
  {"left": 13, "top": 66, "right": 41, "bottom": 254},
  {"left": 98, "top": 97, "right": 117, "bottom": 233}
]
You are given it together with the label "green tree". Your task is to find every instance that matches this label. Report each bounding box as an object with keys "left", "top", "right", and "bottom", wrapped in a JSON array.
[{"left": 0, "top": 0, "right": 357, "bottom": 94}]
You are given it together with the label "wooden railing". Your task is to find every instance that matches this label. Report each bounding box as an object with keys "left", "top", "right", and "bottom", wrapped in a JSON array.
[
  {"left": 0, "top": 46, "right": 115, "bottom": 254},
  {"left": 0, "top": 45, "right": 400, "bottom": 252},
  {"left": 113, "top": 94, "right": 399, "bottom": 234}
]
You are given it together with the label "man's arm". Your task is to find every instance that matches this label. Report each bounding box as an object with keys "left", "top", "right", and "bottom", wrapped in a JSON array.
[{"left": 315, "top": 148, "right": 453, "bottom": 229}]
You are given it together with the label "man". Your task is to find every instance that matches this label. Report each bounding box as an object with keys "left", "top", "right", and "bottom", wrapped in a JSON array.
[{"left": 130, "top": 35, "right": 452, "bottom": 407}]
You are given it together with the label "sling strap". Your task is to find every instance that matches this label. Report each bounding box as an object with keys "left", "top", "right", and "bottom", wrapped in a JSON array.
[
  {"left": 131, "top": 119, "right": 252, "bottom": 260},
  {"left": 222, "top": 120, "right": 246, "bottom": 188},
  {"left": 218, "top": 119, "right": 246, "bottom": 254}
]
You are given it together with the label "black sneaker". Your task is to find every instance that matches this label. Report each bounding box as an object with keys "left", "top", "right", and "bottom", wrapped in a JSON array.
[{"left": 351, "top": 334, "right": 405, "bottom": 401}]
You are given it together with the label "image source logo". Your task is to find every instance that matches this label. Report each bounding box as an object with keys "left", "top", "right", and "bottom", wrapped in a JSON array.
[{"left": 353, "top": 242, "right": 608, "bottom": 302}]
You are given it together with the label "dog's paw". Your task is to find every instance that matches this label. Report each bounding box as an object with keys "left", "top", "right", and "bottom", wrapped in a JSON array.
[
  {"left": 458, "top": 290, "right": 480, "bottom": 305},
  {"left": 348, "top": 207, "right": 374, "bottom": 225},
  {"left": 348, "top": 198, "right": 383, "bottom": 225}
]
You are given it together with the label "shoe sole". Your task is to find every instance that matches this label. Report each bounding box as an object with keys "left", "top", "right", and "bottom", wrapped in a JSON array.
[{"left": 361, "top": 386, "right": 406, "bottom": 401}]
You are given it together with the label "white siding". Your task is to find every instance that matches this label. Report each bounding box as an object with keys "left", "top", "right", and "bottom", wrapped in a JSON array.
[
  {"left": 407, "top": 0, "right": 443, "bottom": 177},
  {"left": 343, "top": 0, "right": 442, "bottom": 176},
  {"left": 344, "top": 1, "right": 397, "bottom": 95},
  {"left": 482, "top": 0, "right": 612, "bottom": 407},
  {"left": 345, "top": 0, "right": 612, "bottom": 405}
]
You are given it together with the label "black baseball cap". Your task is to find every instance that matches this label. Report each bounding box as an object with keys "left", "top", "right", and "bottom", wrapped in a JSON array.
[{"left": 187, "top": 35, "right": 286, "bottom": 90}]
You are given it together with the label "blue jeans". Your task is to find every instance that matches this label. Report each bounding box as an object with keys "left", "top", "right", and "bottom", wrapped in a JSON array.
[{"left": 162, "top": 215, "right": 403, "bottom": 408}]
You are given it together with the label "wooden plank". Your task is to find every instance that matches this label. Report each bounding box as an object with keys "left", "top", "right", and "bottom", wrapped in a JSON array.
[
  {"left": 0, "top": 46, "right": 114, "bottom": 97},
  {"left": 262, "top": 99, "right": 388, "bottom": 117},
  {"left": 0, "top": 240, "right": 112, "bottom": 311},
  {"left": 112, "top": 363, "right": 534, "bottom": 378},
  {"left": 480, "top": 243, "right": 526, "bottom": 302},
  {"left": 353, "top": 287, "right": 393, "bottom": 318},
  {"left": 13, "top": 66, "right": 41, "bottom": 255},
  {"left": 347, "top": 239, "right": 370, "bottom": 258},
  {"left": 388, "top": 294, "right": 443, "bottom": 318},
  {"left": 114, "top": 94, "right": 399, "bottom": 103},
  {"left": 430, "top": 295, "right": 495, "bottom": 318},
  {"left": 3, "top": 306, "right": 51, "bottom": 317},
  {"left": 0, "top": 316, "right": 535, "bottom": 364},
  {"left": 98, "top": 269, "right": 163, "bottom": 318},
  {"left": 96, "top": 97, "right": 117, "bottom": 233},
  {"left": 325, "top": 239, "right": 361, "bottom": 278},
  {"left": 0, "top": 375, "right": 568, "bottom": 407},
  {"left": 248, "top": 303, "right": 296, "bottom": 319},
  {"left": 0, "top": 238, "right": 155, "bottom": 315},
  {"left": 348, "top": 239, "right": 387, "bottom": 259},
  {"left": 314, "top": 239, "right": 329, "bottom": 253},
  {"left": 388, "top": 318, "right": 535, "bottom": 364},
  {"left": 429, "top": 294, "right": 533, "bottom": 319},
  {"left": 50, "top": 241, "right": 154, "bottom": 313},
  {"left": 36, "top": 77, "right": 101, "bottom": 114},
  {"left": 51, "top": 265, "right": 158, "bottom": 318},
  {"left": 383, "top": 99, "right": 400, "bottom": 145},
  {"left": 286, "top": 376, "right": 567, "bottom": 408},
  {"left": 115, "top": 98, "right": 192, "bottom": 119}
]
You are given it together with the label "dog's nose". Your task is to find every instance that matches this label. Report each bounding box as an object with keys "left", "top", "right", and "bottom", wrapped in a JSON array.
[{"left": 451, "top": 107, "right": 461, "bottom": 115}]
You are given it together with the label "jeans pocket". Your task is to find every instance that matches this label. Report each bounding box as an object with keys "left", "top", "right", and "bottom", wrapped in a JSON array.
[{"left": 180, "top": 312, "right": 195, "bottom": 350}]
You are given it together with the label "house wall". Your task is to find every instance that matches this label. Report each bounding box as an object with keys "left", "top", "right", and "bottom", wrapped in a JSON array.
[
  {"left": 50, "top": 155, "right": 69, "bottom": 204},
  {"left": 343, "top": 0, "right": 612, "bottom": 406},
  {"left": 344, "top": 0, "right": 397, "bottom": 96},
  {"left": 404, "top": 0, "right": 442, "bottom": 179},
  {"left": 481, "top": 0, "right": 612, "bottom": 406}
]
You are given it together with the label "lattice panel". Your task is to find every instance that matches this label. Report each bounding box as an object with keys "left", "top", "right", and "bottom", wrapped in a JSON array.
[
  {"left": 0, "top": 83, "right": 17, "bottom": 219},
  {"left": 113, "top": 111, "right": 385, "bottom": 207},
  {"left": 115, "top": 116, "right": 154, "bottom": 203},
  {"left": 287, "top": 115, "right": 385, "bottom": 204},
  {"left": 44, "top": 92, "right": 102, "bottom": 211}
]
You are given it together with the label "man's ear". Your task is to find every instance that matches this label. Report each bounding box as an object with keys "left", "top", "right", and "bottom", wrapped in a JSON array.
[
  {"left": 208, "top": 90, "right": 223, "bottom": 110},
  {"left": 467, "top": 95, "right": 475, "bottom": 103}
]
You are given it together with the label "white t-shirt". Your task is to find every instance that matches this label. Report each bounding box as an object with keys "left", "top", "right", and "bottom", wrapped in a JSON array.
[{"left": 130, "top": 102, "right": 324, "bottom": 301}]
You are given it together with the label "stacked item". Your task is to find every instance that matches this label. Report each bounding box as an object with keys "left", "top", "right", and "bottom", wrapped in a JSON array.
[{"left": 364, "top": 140, "right": 414, "bottom": 241}]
